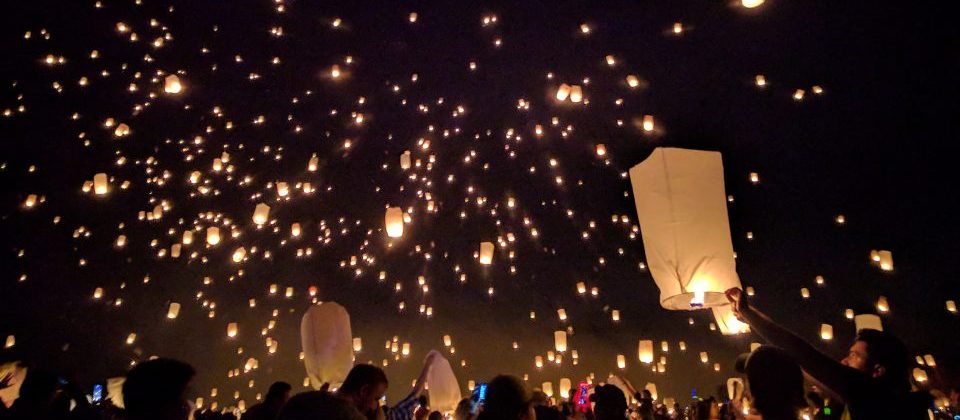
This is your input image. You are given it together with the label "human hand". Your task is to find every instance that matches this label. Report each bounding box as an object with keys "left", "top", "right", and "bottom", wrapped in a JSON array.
[{"left": 725, "top": 288, "right": 750, "bottom": 322}]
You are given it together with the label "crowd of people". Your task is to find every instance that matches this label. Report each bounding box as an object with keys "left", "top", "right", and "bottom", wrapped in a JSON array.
[{"left": 1, "top": 289, "right": 956, "bottom": 420}]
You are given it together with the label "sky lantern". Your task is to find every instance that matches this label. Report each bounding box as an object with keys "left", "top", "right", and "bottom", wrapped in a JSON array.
[
  {"left": 232, "top": 247, "right": 246, "bottom": 263},
  {"left": 400, "top": 151, "right": 412, "bottom": 170},
  {"left": 642, "top": 115, "right": 655, "bottom": 132},
  {"left": 206, "top": 227, "right": 220, "bottom": 245},
  {"left": 638, "top": 339, "right": 654, "bottom": 363},
  {"left": 617, "top": 354, "right": 626, "bottom": 369},
  {"left": 626, "top": 75, "right": 640, "bottom": 88},
  {"left": 820, "top": 323, "right": 833, "bottom": 340},
  {"left": 557, "top": 308, "right": 567, "bottom": 321},
  {"left": 947, "top": 300, "right": 957, "bottom": 314},
  {"left": 699, "top": 352, "right": 709, "bottom": 364},
  {"left": 845, "top": 309, "right": 855, "bottom": 319},
  {"left": 542, "top": 381, "right": 554, "bottom": 397},
  {"left": 569, "top": 85, "right": 583, "bottom": 103},
  {"left": 301, "top": 303, "right": 354, "bottom": 388},
  {"left": 855, "top": 314, "right": 883, "bottom": 332},
  {"left": 878, "top": 250, "right": 894, "bottom": 271},
  {"left": 741, "top": 0, "right": 765, "bottom": 8},
  {"left": 352, "top": 337, "right": 362, "bottom": 352},
  {"left": 629, "top": 148, "right": 742, "bottom": 309},
  {"left": 912, "top": 368, "right": 928, "bottom": 383},
  {"left": 876, "top": 296, "right": 889, "bottom": 313},
  {"left": 23, "top": 194, "right": 38, "bottom": 208},
  {"left": 443, "top": 335, "right": 452, "bottom": 347},
  {"left": 4, "top": 335, "right": 14, "bottom": 349},
  {"left": 308, "top": 155, "right": 319, "bottom": 172},
  {"left": 556, "top": 84, "right": 571, "bottom": 101},
  {"left": 800, "top": 288, "right": 810, "bottom": 299},
  {"left": 595, "top": 144, "right": 607, "bottom": 157},
  {"left": 291, "top": 223, "right": 302, "bottom": 237},
  {"left": 114, "top": 123, "right": 130, "bottom": 138},
  {"left": 755, "top": 75, "right": 766, "bottom": 87},
  {"left": 424, "top": 351, "right": 462, "bottom": 412},
  {"left": 554, "top": 331, "right": 568, "bottom": 352},
  {"left": 559, "top": 378, "right": 572, "bottom": 399},
  {"left": 252, "top": 203, "right": 271, "bottom": 225},
  {"left": 93, "top": 173, "right": 109, "bottom": 195},
  {"left": 713, "top": 305, "right": 750, "bottom": 335},
  {"left": 163, "top": 74, "right": 182, "bottom": 94},
  {"left": 385, "top": 207, "right": 404, "bottom": 238},
  {"left": 611, "top": 310, "right": 620, "bottom": 321},
  {"left": 479, "top": 241, "right": 494, "bottom": 265},
  {"left": 923, "top": 354, "right": 936, "bottom": 367},
  {"left": 227, "top": 323, "right": 238, "bottom": 338},
  {"left": 330, "top": 65, "right": 342, "bottom": 79},
  {"left": 535, "top": 355, "right": 543, "bottom": 369},
  {"left": 167, "top": 302, "right": 181, "bottom": 319}
]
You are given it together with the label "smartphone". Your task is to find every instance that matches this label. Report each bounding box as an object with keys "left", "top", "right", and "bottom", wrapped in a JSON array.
[
  {"left": 470, "top": 383, "right": 488, "bottom": 414},
  {"left": 92, "top": 384, "right": 103, "bottom": 403},
  {"left": 574, "top": 381, "right": 590, "bottom": 412}
]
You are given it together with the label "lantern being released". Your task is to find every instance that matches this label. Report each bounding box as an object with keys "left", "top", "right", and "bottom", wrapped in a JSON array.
[
  {"left": 629, "top": 148, "right": 742, "bottom": 309},
  {"left": 424, "top": 351, "right": 462, "bottom": 413},
  {"left": 300, "top": 302, "right": 354, "bottom": 389},
  {"left": 385, "top": 207, "right": 404, "bottom": 238},
  {"left": 712, "top": 305, "right": 750, "bottom": 335}
]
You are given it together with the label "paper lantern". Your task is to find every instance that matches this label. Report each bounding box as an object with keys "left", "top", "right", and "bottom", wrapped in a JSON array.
[
  {"left": 645, "top": 383, "right": 658, "bottom": 401},
  {"left": 4, "top": 335, "right": 14, "bottom": 349},
  {"left": 253, "top": 203, "right": 270, "bottom": 225},
  {"left": 291, "top": 223, "right": 302, "bottom": 237},
  {"left": 569, "top": 85, "right": 583, "bottom": 103},
  {"left": 126, "top": 333, "right": 136, "bottom": 345},
  {"left": 870, "top": 250, "right": 881, "bottom": 262},
  {"left": 301, "top": 302, "right": 354, "bottom": 388},
  {"left": 713, "top": 305, "right": 750, "bottom": 335},
  {"left": 232, "top": 247, "right": 246, "bottom": 263},
  {"left": 163, "top": 74, "right": 182, "bottom": 94},
  {"left": 384, "top": 207, "right": 404, "bottom": 238},
  {"left": 167, "top": 302, "right": 181, "bottom": 319},
  {"left": 206, "top": 227, "right": 221, "bottom": 245},
  {"left": 727, "top": 378, "right": 744, "bottom": 402},
  {"left": 876, "top": 296, "right": 889, "bottom": 313},
  {"left": 479, "top": 241, "right": 494, "bottom": 265},
  {"left": 878, "top": 251, "right": 894, "bottom": 271},
  {"left": 182, "top": 230, "right": 194, "bottom": 245},
  {"left": 554, "top": 331, "right": 568, "bottom": 352},
  {"left": 617, "top": 354, "right": 626, "bottom": 369},
  {"left": 576, "top": 282, "right": 587, "bottom": 294},
  {"left": 425, "top": 351, "right": 462, "bottom": 412},
  {"left": 912, "top": 368, "right": 928, "bottom": 383},
  {"left": 699, "top": 352, "right": 709, "bottom": 364},
  {"left": 557, "top": 308, "right": 567, "bottom": 321},
  {"left": 611, "top": 310, "right": 620, "bottom": 321},
  {"left": 308, "top": 155, "right": 319, "bottom": 171},
  {"left": 845, "top": 308, "right": 855, "bottom": 319},
  {"left": 23, "top": 194, "right": 38, "bottom": 208},
  {"left": 801, "top": 288, "right": 810, "bottom": 299},
  {"left": 93, "top": 173, "right": 109, "bottom": 195},
  {"left": 399, "top": 151, "right": 412, "bottom": 170},
  {"left": 542, "top": 382, "right": 553, "bottom": 397},
  {"left": 626, "top": 75, "right": 640, "bottom": 88},
  {"left": 629, "top": 148, "right": 742, "bottom": 309},
  {"left": 468, "top": 380, "right": 475, "bottom": 391},
  {"left": 114, "top": 124, "right": 130, "bottom": 137},
  {"left": 755, "top": 75, "right": 766, "bottom": 87},
  {"left": 170, "top": 244, "right": 181, "bottom": 258},
  {"left": 276, "top": 182, "right": 290, "bottom": 197},
  {"left": 947, "top": 300, "right": 957, "bottom": 313},
  {"left": 638, "top": 340, "right": 654, "bottom": 364},
  {"left": 642, "top": 115, "right": 655, "bottom": 132},
  {"left": 854, "top": 314, "right": 883, "bottom": 332},
  {"left": 741, "top": 0, "right": 765, "bottom": 8},
  {"left": 227, "top": 323, "right": 238, "bottom": 338},
  {"left": 595, "top": 144, "right": 607, "bottom": 157},
  {"left": 923, "top": 354, "right": 936, "bottom": 367},
  {"left": 679, "top": 341, "right": 687, "bottom": 351},
  {"left": 107, "top": 377, "right": 125, "bottom": 409},
  {"left": 556, "top": 84, "right": 571, "bottom": 101},
  {"left": 535, "top": 356, "right": 543, "bottom": 368},
  {"left": 353, "top": 337, "right": 362, "bottom": 352},
  {"left": 661, "top": 341, "right": 669, "bottom": 352},
  {"left": 820, "top": 323, "right": 833, "bottom": 340}
]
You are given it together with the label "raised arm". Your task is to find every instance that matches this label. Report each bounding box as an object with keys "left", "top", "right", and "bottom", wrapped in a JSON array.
[{"left": 725, "top": 288, "right": 868, "bottom": 402}]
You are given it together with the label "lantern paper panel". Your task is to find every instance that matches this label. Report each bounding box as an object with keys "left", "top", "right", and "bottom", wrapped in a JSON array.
[
  {"left": 300, "top": 302, "right": 354, "bottom": 389},
  {"left": 854, "top": 314, "right": 883, "bottom": 332},
  {"left": 629, "top": 148, "right": 742, "bottom": 310},
  {"left": 424, "top": 350, "right": 462, "bottom": 413},
  {"left": 712, "top": 305, "right": 750, "bottom": 335}
]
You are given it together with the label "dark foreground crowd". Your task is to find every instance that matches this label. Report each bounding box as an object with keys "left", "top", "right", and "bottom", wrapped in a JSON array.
[{"left": 1, "top": 289, "right": 957, "bottom": 420}]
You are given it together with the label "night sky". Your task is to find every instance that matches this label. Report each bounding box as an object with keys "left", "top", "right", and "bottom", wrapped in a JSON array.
[{"left": 1, "top": 0, "right": 958, "bottom": 409}]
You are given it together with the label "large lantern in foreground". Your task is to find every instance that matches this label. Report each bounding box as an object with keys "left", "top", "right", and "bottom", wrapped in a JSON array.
[
  {"left": 301, "top": 302, "right": 354, "bottom": 389},
  {"left": 629, "top": 148, "right": 742, "bottom": 310},
  {"left": 425, "top": 351, "right": 462, "bottom": 413}
]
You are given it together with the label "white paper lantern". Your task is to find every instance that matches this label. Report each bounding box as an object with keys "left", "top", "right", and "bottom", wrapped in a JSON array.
[
  {"left": 227, "top": 323, "right": 238, "bottom": 338},
  {"left": 167, "top": 302, "right": 181, "bottom": 319},
  {"left": 400, "top": 151, "right": 412, "bottom": 170},
  {"left": 947, "top": 300, "right": 957, "bottom": 314},
  {"left": 820, "top": 323, "right": 833, "bottom": 340},
  {"left": 206, "top": 227, "right": 220, "bottom": 245},
  {"left": 611, "top": 310, "right": 620, "bottom": 321},
  {"left": 713, "top": 305, "right": 750, "bottom": 335},
  {"left": 629, "top": 148, "right": 742, "bottom": 309},
  {"left": 556, "top": 84, "right": 571, "bottom": 101},
  {"left": 878, "top": 251, "right": 894, "bottom": 271},
  {"left": 301, "top": 302, "right": 354, "bottom": 389},
  {"left": 443, "top": 335, "right": 452, "bottom": 347},
  {"left": 163, "top": 74, "right": 182, "bottom": 94},
  {"left": 617, "top": 354, "right": 626, "bottom": 369},
  {"left": 876, "top": 296, "right": 889, "bottom": 313},
  {"left": 252, "top": 203, "right": 271, "bottom": 225},
  {"left": 638, "top": 340, "right": 654, "bottom": 364},
  {"left": 569, "top": 85, "right": 583, "bottom": 103},
  {"left": 554, "top": 331, "right": 568, "bottom": 352},
  {"left": 923, "top": 354, "right": 936, "bottom": 367},
  {"left": 93, "top": 173, "right": 109, "bottom": 195},
  {"left": 4, "top": 335, "right": 14, "bottom": 349},
  {"left": 542, "top": 382, "right": 554, "bottom": 397},
  {"left": 479, "top": 241, "right": 494, "bottom": 265},
  {"left": 854, "top": 314, "right": 883, "bottom": 332},
  {"left": 425, "top": 351, "right": 462, "bottom": 412},
  {"left": 385, "top": 207, "right": 404, "bottom": 238},
  {"left": 699, "top": 352, "right": 709, "bottom": 364}
]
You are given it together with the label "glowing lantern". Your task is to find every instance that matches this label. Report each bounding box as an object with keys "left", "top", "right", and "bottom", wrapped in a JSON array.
[
  {"left": 556, "top": 84, "right": 571, "bottom": 101},
  {"left": 385, "top": 207, "right": 404, "bottom": 238},
  {"left": 947, "top": 300, "right": 957, "bottom": 313},
  {"left": 755, "top": 75, "right": 766, "bottom": 86},
  {"left": 569, "top": 85, "right": 583, "bottom": 103},
  {"left": 535, "top": 356, "right": 544, "bottom": 368},
  {"left": 617, "top": 354, "right": 626, "bottom": 369},
  {"left": 4, "top": 335, "right": 14, "bottom": 348},
  {"left": 923, "top": 354, "right": 936, "bottom": 367},
  {"left": 232, "top": 247, "right": 246, "bottom": 263},
  {"left": 424, "top": 351, "right": 462, "bottom": 412},
  {"left": 820, "top": 324, "right": 833, "bottom": 341},
  {"left": 626, "top": 75, "right": 640, "bottom": 88},
  {"left": 576, "top": 282, "right": 587, "bottom": 294},
  {"left": 854, "top": 314, "right": 883, "bottom": 332},
  {"left": 878, "top": 251, "right": 894, "bottom": 271},
  {"left": 301, "top": 302, "right": 354, "bottom": 388},
  {"left": 845, "top": 309, "right": 855, "bottom": 319},
  {"left": 353, "top": 337, "right": 362, "bottom": 352},
  {"left": 93, "top": 173, "right": 109, "bottom": 195},
  {"left": 876, "top": 296, "right": 889, "bottom": 313},
  {"left": 793, "top": 89, "right": 805, "bottom": 101},
  {"left": 167, "top": 302, "right": 181, "bottom": 319},
  {"left": 163, "top": 74, "right": 182, "bottom": 94},
  {"left": 642, "top": 115, "right": 655, "bottom": 132},
  {"left": 741, "top": 0, "right": 764, "bottom": 8},
  {"left": 330, "top": 65, "right": 341, "bottom": 79},
  {"left": 554, "top": 331, "right": 568, "bottom": 352},
  {"left": 23, "top": 194, "right": 38, "bottom": 208},
  {"left": 636, "top": 340, "right": 654, "bottom": 364},
  {"left": 479, "top": 241, "right": 494, "bottom": 265},
  {"left": 227, "top": 323, "right": 238, "bottom": 338},
  {"left": 629, "top": 148, "right": 742, "bottom": 309},
  {"left": 801, "top": 288, "right": 810, "bottom": 299},
  {"left": 206, "top": 227, "right": 221, "bottom": 245},
  {"left": 645, "top": 383, "right": 658, "bottom": 401},
  {"left": 596, "top": 144, "right": 607, "bottom": 157},
  {"left": 557, "top": 308, "right": 567, "bottom": 321},
  {"left": 560, "top": 378, "right": 572, "bottom": 399},
  {"left": 870, "top": 250, "right": 881, "bottom": 262},
  {"left": 182, "top": 230, "right": 194, "bottom": 245},
  {"left": 170, "top": 243, "right": 181, "bottom": 257},
  {"left": 115, "top": 235, "right": 126, "bottom": 248},
  {"left": 114, "top": 124, "right": 130, "bottom": 137},
  {"left": 611, "top": 310, "right": 620, "bottom": 321},
  {"left": 443, "top": 335, "right": 452, "bottom": 347},
  {"left": 308, "top": 155, "right": 319, "bottom": 171},
  {"left": 699, "top": 352, "right": 709, "bottom": 364},
  {"left": 291, "top": 223, "right": 302, "bottom": 237},
  {"left": 126, "top": 333, "right": 136, "bottom": 345},
  {"left": 253, "top": 203, "right": 270, "bottom": 225},
  {"left": 713, "top": 305, "right": 750, "bottom": 335},
  {"left": 400, "top": 151, "right": 412, "bottom": 170},
  {"left": 912, "top": 368, "right": 928, "bottom": 383},
  {"left": 276, "top": 182, "right": 290, "bottom": 197},
  {"left": 408, "top": 12, "right": 418, "bottom": 23},
  {"left": 542, "top": 382, "right": 554, "bottom": 397}
]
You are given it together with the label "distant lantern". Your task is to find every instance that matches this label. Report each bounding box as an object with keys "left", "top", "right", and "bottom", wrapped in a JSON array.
[
  {"left": 353, "top": 337, "right": 363, "bottom": 352},
  {"left": 672, "top": 22, "right": 683, "bottom": 34},
  {"left": 4, "top": 335, "right": 15, "bottom": 349},
  {"left": 182, "top": 230, "right": 194, "bottom": 245},
  {"left": 923, "top": 354, "right": 936, "bottom": 367},
  {"left": 820, "top": 323, "right": 833, "bottom": 340},
  {"left": 638, "top": 340, "right": 654, "bottom": 364},
  {"left": 576, "top": 282, "right": 587, "bottom": 295},
  {"left": 167, "top": 302, "right": 181, "bottom": 319},
  {"left": 253, "top": 203, "right": 271, "bottom": 225},
  {"left": 24, "top": 194, "right": 38, "bottom": 208},
  {"left": 554, "top": 331, "right": 568, "bottom": 352},
  {"left": 617, "top": 354, "right": 627, "bottom": 369},
  {"left": 126, "top": 333, "right": 136, "bottom": 345},
  {"left": 385, "top": 207, "right": 404, "bottom": 238},
  {"left": 569, "top": 85, "right": 583, "bottom": 103},
  {"left": 479, "top": 241, "right": 494, "bottom": 265},
  {"left": 876, "top": 296, "right": 890, "bottom": 313},
  {"left": 642, "top": 115, "right": 655, "bottom": 132},
  {"left": 713, "top": 305, "right": 750, "bottom": 335},
  {"left": 629, "top": 148, "right": 742, "bottom": 309},
  {"left": 801, "top": 288, "right": 810, "bottom": 299},
  {"left": 845, "top": 309, "right": 855, "bottom": 319},
  {"left": 878, "top": 250, "right": 894, "bottom": 271},
  {"left": 227, "top": 322, "right": 238, "bottom": 338},
  {"left": 699, "top": 352, "right": 709, "bottom": 364},
  {"left": 605, "top": 55, "right": 616, "bottom": 66},
  {"left": 596, "top": 144, "right": 607, "bottom": 157},
  {"left": 408, "top": 12, "right": 418, "bottom": 23},
  {"left": 308, "top": 155, "right": 319, "bottom": 171},
  {"left": 912, "top": 368, "right": 928, "bottom": 383},
  {"left": 232, "top": 247, "right": 246, "bottom": 263},
  {"left": 291, "top": 223, "right": 302, "bottom": 237},
  {"left": 276, "top": 182, "right": 290, "bottom": 197},
  {"left": 626, "top": 75, "right": 640, "bottom": 88},
  {"left": 793, "top": 89, "right": 806, "bottom": 101},
  {"left": 443, "top": 335, "right": 453, "bottom": 347},
  {"left": 535, "top": 356, "right": 544, "bottom": 368},
  {"left": 854, "top": 314, "right": 883, "bottom": 332},
  {"left": 755, "top": 75, "right": 766, "bottom": 87},
  {"left": 556, "top": 84, "right": 572, "bottom": 101},
  {"left": 947, "top": 300, "right": 957, "bottom": 314},
  {"left": 330, "top": 65, "right": 341, "bottom": 79},
  {"left": 542, "top": 382, "right": 554, "bottom": 397},
  {"left": 93, "top": 173, "right": 110, "bottom": 195},
  {"left": 400, "top": 151, "right": 412, "bottom": 170},
  {"left": 870, "top": 250, "right": 881, "bottom": 263},
  {"left": 661, "top": 341, "right": 669, "bottom": 352},
  {"left": 679, "top": 341, "right": 687, "bottom": 351},
  {"left": 557, "top": 308, "right": 567, "bottom": 321},
  {"left": 163, "top": 74, "right": 182, "bottom": 94},
  {"left": 749, "top": 172, "right": 760, "bottom": 184},
  {"left": 815, "top": 275, "right": 825, "bottom": 286},
  {"left": 746, "top": 286, "right": 755, "bottom": 296},
  {"left": 611, "top": 310, "right": 620, "bottom": 322},
  {"left": 114, "top": 123, "right": 130, "bottom": 137},
  {"left": 742, "top": 0, "right": 765, "bottom": 8},
  {"left": 560, "top": 378, "right": 572, "bottom": 399},
  {"left": 206, "top": 227, "right": 221, "bottom": 245},
  {"left": 115, "top": 235, "right": 127, "bottom": 248}
]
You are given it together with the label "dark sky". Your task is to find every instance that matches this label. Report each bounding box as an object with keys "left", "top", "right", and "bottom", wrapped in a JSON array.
[{"left": 1, "top": 0, "right": 958, "bottom": 409}]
